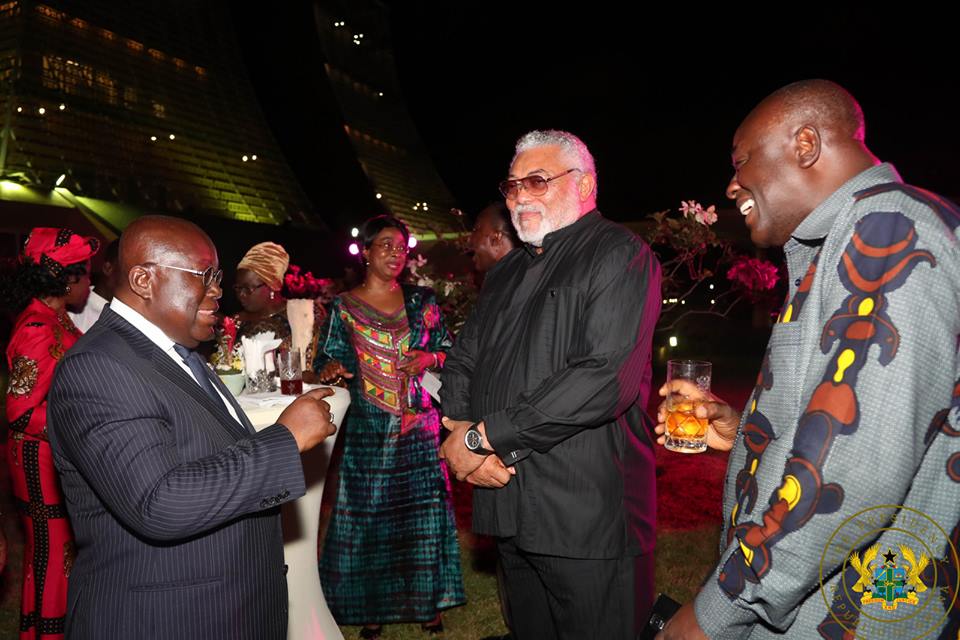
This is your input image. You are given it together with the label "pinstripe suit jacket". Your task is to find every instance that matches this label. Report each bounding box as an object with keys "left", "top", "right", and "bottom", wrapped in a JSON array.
[{"left": 47, "top": 307, "right": 306, "bottom": 640}]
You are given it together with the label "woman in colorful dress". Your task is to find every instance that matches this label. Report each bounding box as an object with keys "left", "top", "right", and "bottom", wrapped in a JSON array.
[
  {"left": 1, "top": 227, "right": 99, "bottom": 639},
  {"left": 314, "top": 215, "right": 465, "bottom": 639}
]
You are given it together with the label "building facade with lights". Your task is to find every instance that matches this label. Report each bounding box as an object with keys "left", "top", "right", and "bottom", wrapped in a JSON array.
[
  {"left": 311, "top": 0, "right": 460, "bottom": 239},
  {"left": 0, "top": 0, "right": 320, "bottom": 257}
]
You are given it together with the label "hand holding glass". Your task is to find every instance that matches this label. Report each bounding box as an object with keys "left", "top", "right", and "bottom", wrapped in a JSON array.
[{"left": 664, "top": 360, "right": 712, "bottom": 453}]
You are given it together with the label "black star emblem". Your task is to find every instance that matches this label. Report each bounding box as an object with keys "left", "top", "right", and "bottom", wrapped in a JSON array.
[{"left": 883, "top": 549, "right": 897, "bottom": 565}]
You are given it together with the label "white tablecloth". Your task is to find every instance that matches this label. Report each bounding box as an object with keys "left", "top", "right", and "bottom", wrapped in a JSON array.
[{"left": 238, "top": 385, "right": 349, "bottom": 640}]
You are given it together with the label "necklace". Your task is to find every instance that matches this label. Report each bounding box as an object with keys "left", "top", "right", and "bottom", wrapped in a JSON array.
[{"left": 360, "top": 280, "right": 400, "bottom": 293}]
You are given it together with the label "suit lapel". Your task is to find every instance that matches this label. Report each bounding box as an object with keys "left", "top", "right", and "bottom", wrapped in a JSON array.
[
  {"left": 207, "top": 370, "right": 257, "bottom": 434},
  {"left": 100, "top": 308, "right": 251, "bottom": 439},
  {"left": 150, "top": 351, "right": 252, "bottom": 438}
]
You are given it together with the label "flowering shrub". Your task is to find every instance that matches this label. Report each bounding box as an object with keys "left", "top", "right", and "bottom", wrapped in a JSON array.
[
  {"left": 641, "top": 200, "right": 779, "bottom": 330},
  {"left": 399, "top": 212, "right": 479, "bottom": 333},
  {"left": 727, "top": 256, "right": 779, "bottom": 301},
  {"left": 406, "top": 252, "right": 477, "bottom": 333}
]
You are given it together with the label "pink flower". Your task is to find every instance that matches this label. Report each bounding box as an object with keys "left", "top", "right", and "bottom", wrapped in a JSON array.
[
  {"left": 407, "top": 254, "right": 428, "bottom": 276},
  {"left": 697, "top": 205, "right": 718, "bottom": 226},
  {"left": 678, "top": 200, "right": 717, "bottom": 226}
]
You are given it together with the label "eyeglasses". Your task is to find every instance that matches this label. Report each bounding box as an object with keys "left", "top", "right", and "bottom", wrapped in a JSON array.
[
  {"left": 150, "top": 263, "right": 223, "bottom": 288},
  {"left": 372, "top": 240, "right": 409, "bottom": 255},
  {"left": 498, "top": 168, "right": 581, "bottom": 200},
  {"left": 233, "top": 283, "right": 267, "bottom": 296}
]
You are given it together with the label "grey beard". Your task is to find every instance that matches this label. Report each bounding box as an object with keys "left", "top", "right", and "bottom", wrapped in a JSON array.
[{"left": 513, "top": 201, "right": 581, "bottom": 246}]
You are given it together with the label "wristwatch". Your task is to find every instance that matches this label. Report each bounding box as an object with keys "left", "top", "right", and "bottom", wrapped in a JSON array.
[{"left": 464, "top": 423, "right": 493, "bottom": 456}]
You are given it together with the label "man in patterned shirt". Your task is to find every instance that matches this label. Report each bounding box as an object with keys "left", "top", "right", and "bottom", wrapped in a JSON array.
[{"left": 657, "top": 80, "right": 960, "bottom": 639}]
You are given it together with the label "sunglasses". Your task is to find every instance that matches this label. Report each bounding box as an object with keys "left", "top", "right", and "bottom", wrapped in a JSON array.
[
  {"left": 150, "top": 263, "right": 223, "bottom": 288},
  {"left": 498, "top": 168, "right": 580, "bottom": 200}
]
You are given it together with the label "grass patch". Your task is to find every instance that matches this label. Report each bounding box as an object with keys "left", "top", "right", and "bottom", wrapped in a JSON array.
[{"left": 0, "top": 516, "right": 722, "bottom": 639}]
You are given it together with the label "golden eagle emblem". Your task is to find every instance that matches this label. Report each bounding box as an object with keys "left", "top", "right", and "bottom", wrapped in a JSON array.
[
  {"left": 899, "top": 544, "right": 929, "bottom": 593},
  {"left": 849, "top": 543, "right": 880, "bottom": 593}
]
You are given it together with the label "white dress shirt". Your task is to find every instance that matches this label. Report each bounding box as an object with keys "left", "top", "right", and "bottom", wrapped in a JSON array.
[
  {"left": 68, "top": 287, "right": 109, "bottom": 333},
  {"left": 110, "top": 297, "right": 241, "bottom": 424}
]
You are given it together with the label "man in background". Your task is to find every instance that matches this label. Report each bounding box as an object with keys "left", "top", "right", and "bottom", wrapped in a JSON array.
[
  {"left": 68, "top": 239, "right": 120, "bottom": 332},
  {"left": 470, "top": 201, "right": 520, "bottom": 275}
]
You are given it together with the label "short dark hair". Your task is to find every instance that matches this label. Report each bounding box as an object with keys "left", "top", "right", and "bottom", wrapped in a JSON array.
[
  {"left": 361, "top": 215, "right": 410, "bottom": 249},
  {"left": 102, "top": 238, "right": 120, "bottom": 264}
]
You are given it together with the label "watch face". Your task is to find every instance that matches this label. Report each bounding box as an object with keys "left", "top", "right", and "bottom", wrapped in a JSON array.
[{"left": 465, "top": 429, "right": 483, "bottom": 450}]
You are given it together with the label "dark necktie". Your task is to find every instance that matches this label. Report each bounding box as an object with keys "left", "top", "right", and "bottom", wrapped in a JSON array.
[{"left": 173, "top": 343, "right": 220, "bottom": 402}]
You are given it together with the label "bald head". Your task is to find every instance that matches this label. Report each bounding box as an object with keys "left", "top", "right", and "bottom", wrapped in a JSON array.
[
  {"left": 117, "top": 215, "right": 222, "bottom": 347},
  {"left": 727, "top": 80, "right": 881, "bottom": 248},
  {"left": 119, "top": 216, "right": 214, "bottom": 282},
  {"left": 752, "top": 79, "right": 866, "bottom": 147}
]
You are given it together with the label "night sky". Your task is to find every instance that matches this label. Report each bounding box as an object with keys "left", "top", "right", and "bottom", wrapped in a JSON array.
[{"left": 234, "top": 3, "right": 960, "bottom": 227}]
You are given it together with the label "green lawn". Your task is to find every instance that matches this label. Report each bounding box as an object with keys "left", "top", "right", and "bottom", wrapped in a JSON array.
[
  {"left": 0, "top": 515, "right": 718, "bottom": 639},
  {"left": 336, "top": 527, "right": 720, "bottom": 639}
]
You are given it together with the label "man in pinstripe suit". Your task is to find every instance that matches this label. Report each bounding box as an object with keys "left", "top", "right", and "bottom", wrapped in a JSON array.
[{"left": 47, "top": 216, "right": 336, "bottom": 640}]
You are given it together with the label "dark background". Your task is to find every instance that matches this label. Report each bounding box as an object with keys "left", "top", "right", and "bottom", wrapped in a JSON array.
[{"left": 232, "top": 3, "right": 960, "bottom": 225}]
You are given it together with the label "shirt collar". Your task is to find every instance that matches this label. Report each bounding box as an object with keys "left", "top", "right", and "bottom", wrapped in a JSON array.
[
  {"left": 791, "top": 163, "right": 902, "bottom": 242},
  {"left": 87, "top": 288, "right": 109, "bottom": 308},
  {"left": 522, "top": 209, "right": 600, "bottom": 255},
  {"left": 110, "top": 296, "right": 178, "bottom": 355}
]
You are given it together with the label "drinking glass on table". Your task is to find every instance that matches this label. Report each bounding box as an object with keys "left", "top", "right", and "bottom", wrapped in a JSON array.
[
  {"left": 663, "top": 359, "right": 712, "bottom": 453},
  {"left": 277, "top": 349, "right": 303, "bottom": 396}
]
